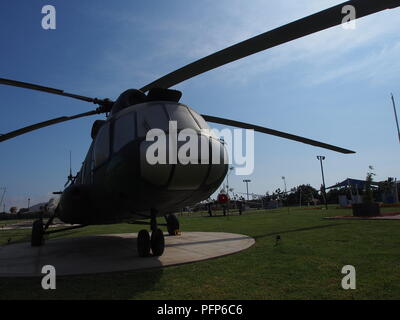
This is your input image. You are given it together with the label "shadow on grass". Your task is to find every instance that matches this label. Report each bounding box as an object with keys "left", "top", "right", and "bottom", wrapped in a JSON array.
[{"left": 253, "top": 223, "right": 349, "bottom": 240}]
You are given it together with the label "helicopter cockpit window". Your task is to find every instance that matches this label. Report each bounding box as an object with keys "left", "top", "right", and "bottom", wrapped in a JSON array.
[
  {"left": 93, "top": 122, "right": 110, "bottom": 167},
  {"left": 188, "top": 108, "right": 210, "bottom": 130},
  {"left": 113, "top": 112, "right": 135, "bottom": 153},
  {"left": 137, "top": 104, "right": 169, "bottom": 137},
  {"left": 166, "top": 105, "right": 200, "bottom": 130}
]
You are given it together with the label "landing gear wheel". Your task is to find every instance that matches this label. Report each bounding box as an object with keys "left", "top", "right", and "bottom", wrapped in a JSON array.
[
  {"left": 166, "top": 214, "right": 180, "bottom": 236},
  {"left": 151, "top": 229, "right": 165, "bottom": 256},
  {"left": 31, "top": 219, "right": 44, "bottom": 247},
  {"left": 137, "top": 229, "right": 151, "bottom": 257}
]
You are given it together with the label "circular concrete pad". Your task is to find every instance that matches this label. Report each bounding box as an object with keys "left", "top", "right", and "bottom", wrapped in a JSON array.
[{"left": 0, "top": 232, "right": 254, "bottom": 277}]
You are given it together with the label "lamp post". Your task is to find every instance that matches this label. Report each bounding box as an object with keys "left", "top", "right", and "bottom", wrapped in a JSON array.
[
  {"left": 299, "top": 187, "right": 302, "bottom": 207},
  {"left": 281, "top": 176, "right": 287, "bottom": 195},
  {"left": 282, "top": 176, "right": 290, "bottom": 213},
  {"left": 317, "top": 156, "right": 328, "bottom": 210},
  {"left": 27, "top": 198, "right": 30, "bottom": 210},
  {"left": 243, "top": 179, "right": 251, "bottom": 201},
  {"left": 391, "top": 94, "right": 400, "bottom": 144}
]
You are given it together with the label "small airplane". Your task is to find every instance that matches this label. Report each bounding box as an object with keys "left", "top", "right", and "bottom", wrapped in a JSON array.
[{"left": 0, "top": 0, "right": 398, "bottom": 257}]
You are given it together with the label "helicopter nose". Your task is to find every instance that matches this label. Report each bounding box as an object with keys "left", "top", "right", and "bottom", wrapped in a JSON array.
[{"left": 140, "top": 133, "right": 228, "bottom": 190}]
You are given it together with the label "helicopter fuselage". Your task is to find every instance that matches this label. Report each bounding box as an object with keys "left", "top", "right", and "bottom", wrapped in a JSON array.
[{"left": 57, "top": 100, "right": 228, "bottom": 225}]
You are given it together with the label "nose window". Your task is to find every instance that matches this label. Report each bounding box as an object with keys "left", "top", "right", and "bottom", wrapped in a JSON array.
[
  {"left": 166, "top": 105, "right": 200, "bottom": 130},
  {"left": 187, "top": 107, "right": 210, "bottom": 130},
  {"left": 93, "top": 122, "right": 110, "bottom": 167},
  {"left": 113, "top": 112, "right": 136, "bottom": 153},
  {"left": 137, "top": 104, "right": 169, "bottom": 137}
]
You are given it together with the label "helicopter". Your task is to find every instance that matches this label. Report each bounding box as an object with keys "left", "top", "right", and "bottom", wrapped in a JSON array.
[{"left": 0, "top": 0, "right": 398, "bottom": 257}]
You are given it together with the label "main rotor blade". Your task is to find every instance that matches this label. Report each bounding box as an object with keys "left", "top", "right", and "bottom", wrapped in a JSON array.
[
  {"left": 0, "top": 110, "right": 99, "bottom": 143},
  {"left": 0, "top": 78, "right": 112, "bottom": 107},
  {"left": 140, "top": 0, "right": 399, "bottom": 92},
  {"left": 202, "top": 114, "right": 355, "bottom": 154}
]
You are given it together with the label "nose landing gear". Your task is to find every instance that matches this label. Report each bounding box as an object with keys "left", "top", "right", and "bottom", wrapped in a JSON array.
[
  {"left": 137, "top": 209, "right": 166, "bottom": 257},
  {"left": 137, "top": 229, "right": 151, "bottom": 257},
  {"left": 150, "top": 229, "right": 165, "bottom": 256}
]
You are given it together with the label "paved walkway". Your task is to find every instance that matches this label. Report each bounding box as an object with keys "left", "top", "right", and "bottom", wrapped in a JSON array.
[{"left": 0, "top": 232, "right": 255, "bottom": 277}]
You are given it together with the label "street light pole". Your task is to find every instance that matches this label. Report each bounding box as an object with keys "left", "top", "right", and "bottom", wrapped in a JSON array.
[
  {"left": 317, "top": 156, "right": 328, "bottom": 210},
  {"left": 282, "top": 176, "right": 290, "bottom": 213},
  {"left": 299, "top": 187, "right": 302, "bottom": 207},
  {"left": 391, "top": 93, "right": 400, "bottom": 144},
  {"left": 243, "top": 179, "right": 251, "bottom": 201},
  {"left": 281, "top": 176, "right": 287, "bottom": 195}
]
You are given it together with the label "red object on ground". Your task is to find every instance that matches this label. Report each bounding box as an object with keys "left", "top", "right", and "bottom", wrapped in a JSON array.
[{"left": 218, "top": 193, "right": 229, "bottom": 204}]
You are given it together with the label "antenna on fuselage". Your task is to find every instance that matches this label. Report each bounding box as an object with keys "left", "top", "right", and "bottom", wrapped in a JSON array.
[{"left": 64, "top": 151, "right": 75, "bottom": 187}]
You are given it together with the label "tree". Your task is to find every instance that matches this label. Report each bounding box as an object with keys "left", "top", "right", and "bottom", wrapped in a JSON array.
[
  {"left": 286, "top": 184, "right": 317, "bottom": 206},
  {"left": 363, "top": 166, "right": 376, "bottom": 204},
  {"left": 326, "top": 188, "right": 341, "bottom": 204},
  {"left": 378, "top": 177, "right": 396, "bottom": 202},
  {"left": 379, "top": 177, "right": 395, "bottom": 194}
]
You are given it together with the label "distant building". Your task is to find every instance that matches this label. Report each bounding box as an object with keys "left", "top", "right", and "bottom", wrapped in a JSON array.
[
  {"left": 328, "top": 177, "right": 399, "bottom": 205},
  {"left": 26, "top": 202, "right": 47, "bottom": 214}
]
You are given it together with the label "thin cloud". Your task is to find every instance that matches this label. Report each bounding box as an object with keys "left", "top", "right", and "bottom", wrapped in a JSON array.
[
  {"left": 132, "top": 1, "right": 400, "bottom": 87},
  {"left": 85, "top": 0, "right": 399, "bottom": 91},
  {"left": 304, "top": 41, "right": 400, "bottom": 86}
]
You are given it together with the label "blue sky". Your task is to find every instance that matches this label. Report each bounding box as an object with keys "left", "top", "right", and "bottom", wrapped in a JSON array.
[{"left": 0, "top": 0, "right": 399, "bottom": 209}]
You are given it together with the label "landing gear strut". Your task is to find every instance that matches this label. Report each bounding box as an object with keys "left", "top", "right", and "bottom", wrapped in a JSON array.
[
  {"left": 31, "top": 213, "right": 87, "bottom": 247},
  {"left": 137, "top": 209, "right": 165, "bottom": 257},
  {"left": 31, "top": 212, "right": 55, "bottom": 247},
  {"left": 31, "top": 219, "right": 44, "bottom": 247},
  {"left": 31, "top": 213, "right": 54, "bottom": 246}
]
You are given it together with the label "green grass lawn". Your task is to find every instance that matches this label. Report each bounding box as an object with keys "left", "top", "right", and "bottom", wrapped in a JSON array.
[
  {"left": 1, "top": 206, "right": 399, "bottom": 300},
  {"left": 0, "top": 219, "right": 32, "bottom": 227}
]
